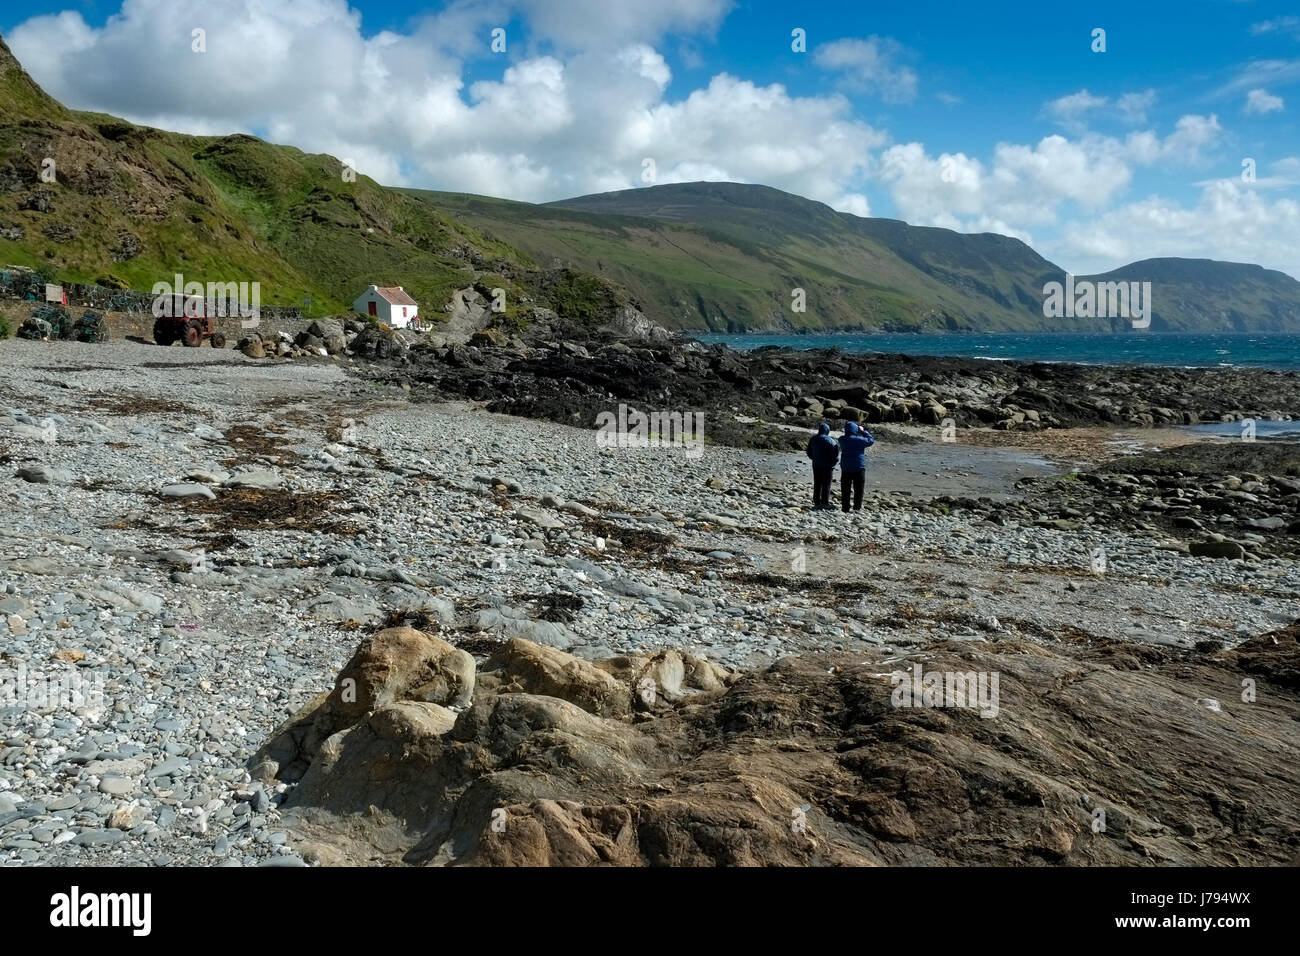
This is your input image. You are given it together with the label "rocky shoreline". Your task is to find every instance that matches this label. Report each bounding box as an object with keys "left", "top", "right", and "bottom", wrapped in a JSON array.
[
  {"left": 0, "top": 338, "right": 1296, "bottom": 866},
  {"left": 231, "top": 312, "right": 1300, "bottom": 452},
  {"left": 404, "top": 329, "right": 1296, "bottom": 432}
]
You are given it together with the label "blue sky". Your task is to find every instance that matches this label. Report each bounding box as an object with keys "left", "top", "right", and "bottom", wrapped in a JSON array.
[{"left": 5, "top": 0, "right": 1299, "bottom": 276}]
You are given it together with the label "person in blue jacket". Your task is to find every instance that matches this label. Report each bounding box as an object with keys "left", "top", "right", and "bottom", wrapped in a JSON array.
[
  {"left": 837, "top": 420, "right": 875, "bottom": 512},
  {"left": 805, "top": 422, "right": 839, "bottom": 510}
]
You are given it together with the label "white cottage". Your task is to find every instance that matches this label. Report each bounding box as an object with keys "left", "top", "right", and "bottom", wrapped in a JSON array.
[{"left": 352, "top": 285, "right": 419, "bottom": 328}]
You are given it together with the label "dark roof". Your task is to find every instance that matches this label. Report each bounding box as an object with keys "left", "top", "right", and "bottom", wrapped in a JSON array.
[{"left": 373, "top": 286, "right": 417, "bottom": 306}]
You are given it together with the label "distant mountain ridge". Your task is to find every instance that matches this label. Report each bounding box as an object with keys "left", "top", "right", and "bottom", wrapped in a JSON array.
[
  {"left": 412, "top": 181, "right": 1300, "bottom": 333},
  {"left": 1080, "top": 258, "right": 1300, "bottom": 332}
]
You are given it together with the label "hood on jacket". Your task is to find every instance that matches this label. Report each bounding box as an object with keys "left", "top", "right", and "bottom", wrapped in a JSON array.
[
  {"left": 845, "top": 421, "right": 860, "bottom": 435},
  {"left": 817, "top": 422, "right": 830, "bottom": 435}
]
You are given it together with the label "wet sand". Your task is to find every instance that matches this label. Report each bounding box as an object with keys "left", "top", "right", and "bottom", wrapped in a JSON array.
[
  {"left": 746, "top": 423, "right": 1213, "bottom": 501},
  {"left": 748, "top": 440, "right": 1056, "bottom": 500}
]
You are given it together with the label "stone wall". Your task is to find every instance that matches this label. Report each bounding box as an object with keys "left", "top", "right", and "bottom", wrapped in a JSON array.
[
  {"left": 0, "top": 267, "right": 305, "bottom": 322},
  {"left": 0, "top": 295, "right": 322, "bottom": 347},
  {"left": 0, "top": 266, "right": 317, "bottom": 346}
]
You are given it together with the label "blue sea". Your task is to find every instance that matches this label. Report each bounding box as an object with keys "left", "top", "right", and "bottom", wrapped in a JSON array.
[
  {"left": 692, "top": 331, "right": 1300, "bottom": 371},
  {"left": 1185, "top": 419, "right": 1300, "bottom": 440}
]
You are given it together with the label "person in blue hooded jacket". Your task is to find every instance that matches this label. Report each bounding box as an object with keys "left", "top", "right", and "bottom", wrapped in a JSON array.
[
  {"left": 805, "top": 422, "right": 839, "bottom": 509},
  {"left": 837, "top": 421, "right": 875, "bottom": 512}
]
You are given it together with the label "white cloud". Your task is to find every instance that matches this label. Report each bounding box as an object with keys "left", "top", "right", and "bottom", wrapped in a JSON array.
[
  {"left": 514, "top": 0, "right": 732, "bottom": 48},
  {"left": 1267, "top": 156, "right": 1300, "bottom": 187},
  {"left": 1216, "top": 59, "right": 1300, "bottom": 96},
  {"left": 834, "top": 193, "right": 872, "bottom": 217},
  {"left": 7, "top": 0, "right": 881, "bottom": 207},
  {"left": 877, "top": 144, "right": 1002, "bottom": 227},
  {"left": 1122, "top": 115, "right": 1222, "bottom": 167},
  {"left": 993, "top": 136, "right": 1133, "bottom": 211},
  {"left": 467, "top": 57, "right": 574, "bottom": 140},
  {"left": 877, "top": 116, "right": 1222, "bottom": 241},
  {"left": 1250, "top": 17, "right": 1300, "bottom": 39},
  {"left": 618, "top": 44, "right": 673, "bottom": 91},
  {"left": 1154, "top": 113, "right": 1223, "bottom": 164},
  {"left": 1245, "top": 88, "right": 1285, "bottom": 114},
  {"left": 1055, "top": 179, "right": 1300, "bottom": 277},
  {"left": 1117, "top": 89, "right": 1157, "bottom": 125},
  {"left": 421, "top": 151, "right": 555, "bottom": 198},
  {"left": 1047, "top": 89, "right": 1159, "bottom": 131},
  {"left": 625, "top": 74, "right": 884, "bottom": 202},
  {"left": 813, "top": 36, "right": 918, "bottom": 103},
  {"left": 1047, "top": 89, "right": 1109, "bottom": 127},
  {"left": 397, "top": 0, "right": 732, "bottom": 54},
  {"left": 1196, "top": 157, "right": 1300, "bottom": 191}
]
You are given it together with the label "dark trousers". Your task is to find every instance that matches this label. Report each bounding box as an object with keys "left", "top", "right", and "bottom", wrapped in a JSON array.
[
  {"left": 812, "top": 465, "right": 834, "bottom": 508},
  {"left": 841, "top": 470, "right": 865, "bottom": 511}
]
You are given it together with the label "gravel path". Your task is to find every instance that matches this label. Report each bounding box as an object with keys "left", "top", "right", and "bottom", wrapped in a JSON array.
[{"left": 1, "top": 340, "right": 1294, "bottom": 866}]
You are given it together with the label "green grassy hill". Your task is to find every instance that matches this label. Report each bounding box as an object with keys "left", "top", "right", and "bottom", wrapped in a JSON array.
[
  {"left": 410, "top": 182, "right": 1063, "bottom": 332},
  {"left": 0, "top": 34, "right": 545, "bottom": 318}
]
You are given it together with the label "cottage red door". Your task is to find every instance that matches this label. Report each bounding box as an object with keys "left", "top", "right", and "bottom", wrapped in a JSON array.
[{"left": 368, "top": 301, "right": 377, "bottom": 316}]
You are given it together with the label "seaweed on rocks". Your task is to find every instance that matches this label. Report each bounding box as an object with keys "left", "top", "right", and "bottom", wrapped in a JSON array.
[
  {"left": 352, "top": 331, "right": 1300, "bottom": 454},
  {"left": 512, "top": 590, "right": 585, "bottom": 624},
  {"left": 170, "top": 487, "right": 351, "bottom": 533}
]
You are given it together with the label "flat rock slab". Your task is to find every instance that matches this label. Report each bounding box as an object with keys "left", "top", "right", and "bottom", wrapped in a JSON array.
[
  {"left": 515, "top": 505, "right": 563, "bottom": 530},
  {"left": 187, "top": 469, "right": 231, "bottom": 485},
  {"left": 9, "top": 422, "right": 56, "bottom": 442},
  {"left": 79, "top": 584, "right": 163, "bottom": 615},
  {"left": 146, "top": 756, "right": 189, "bottom": 779},
  {"left": 98, "top": 775, "right": 137, "bottom": 796},
  {"left": 162, "top": 482, "right": 216, "bottom": 500},
  {"left": 301, "top": 594, "right": 385, "bottom": 626},
  {"left": 225, "top": 468, "right": 283, "bottom": 490},
  {"left": 473, "top": 607, "right": 575, "bottom": 649},
  {"left": 72, "top": 829, "right": 128, "bottom": 847},
  {"left": 16, "top": 465, "right": 72, "bottom": 484},
  {"left": 4, "top": 557, "right": 74, "bottom": 575}
]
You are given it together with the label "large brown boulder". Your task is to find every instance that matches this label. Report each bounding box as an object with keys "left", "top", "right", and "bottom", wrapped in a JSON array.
[
  {"left": 480, "top": 638, "right": 632, "bottom": 718},
  {"left": 321, "top": 625, "right": 475, "bottom": 723},
  {"left": 251, "top": 626, "right": 473, "bottom": 782},
  {"left": 593, "top": 648, "right": 736, "bottom": 705}
]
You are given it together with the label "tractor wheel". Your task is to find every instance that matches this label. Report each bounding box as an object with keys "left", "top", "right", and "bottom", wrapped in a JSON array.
[
  {"left": 153, "top": 318, "right": 176, "bottom": 346},
  {"left": 211, "top": 332, "right": 226, "bottom": 349},
  {"left": 182, "top": 320, "right": 202, "bottom": 347}
]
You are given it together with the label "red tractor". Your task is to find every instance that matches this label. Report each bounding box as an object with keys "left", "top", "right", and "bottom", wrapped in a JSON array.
[{"left": 152, "top": 294, "right": 227, "bottom": 348}]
